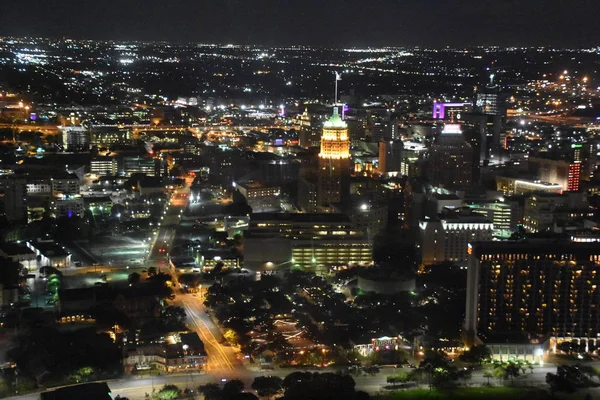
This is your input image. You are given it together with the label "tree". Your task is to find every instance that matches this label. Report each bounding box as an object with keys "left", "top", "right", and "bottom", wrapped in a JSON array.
[
  {"left": 251, "top": 376, "right": 283, "bottom": 398},
  {"left": 155, "top": 384, "right": 179, "bottom": 399},
  {"left": 493, "top": 360, "right": 522, "bottom": 385},
  {"left": 459, "top": 345, "right": 491, "bottom": 365},
  {"left": 417, "top": 351, "right": 459, "bottom": 390},
  {"left": 546, "top": 364, "right": 597, "bottom": 395},
  {"left": 197, "top": 383, "right": 222, "bottom": 400},
  {"left": 147, "top": 266, "right": 157, "bottom": 276},
  {"left": 364, "top": 366, "right": 380, "bottom": 375},
  {"left": 483, "top": 369, "right": 494, "bottom": 386},
  {"left": 159, "top": 306, "right": 187, "bottom": 331},
  {"left": 223, "top": 379, "right": 244, "bottom": 397},
  {"left": 492, "top": 366, "right": 505, "bottom": 383},
  {"left": 267, "top": 332, "right": 290, "bottom": 353},
  {"left": 387, "top": 371, "right": 409, "bottom": 387},
  {"left": 232, "top": 394, "right": 258, "bottom": 400},
  {"left": 281, "top": 372, "right": 357, "bottom": 400},
  {"left": 223, "top": 329, "right": 240, "bottom": 346},
  {"left": 128, "top": 272, "right": 141, "bottom": 284}
]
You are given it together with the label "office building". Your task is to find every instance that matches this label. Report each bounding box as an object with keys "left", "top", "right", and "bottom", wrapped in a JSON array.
[
  {"left": 400, "top": 141, "right": 427, "bottom": 177},
  {"left": 51, "top": 194, "right": 86, "bottom": 218},
  {"left": 291, "top": 241, "right": 372, "bottom": 269},
  {"left": 244, "top": 212, "right": 371, "bottom": 269},
  {"left": 298, "top": 167, "right": 318, "bottom": 213},
  {"left": 370, "top": 117, "right": 389, "bottom": 142},
  {"left": 427, "top": 123, "right": 473, "bottom": 189},
  {"left": 235, "top": 181, "right": 281, "bottom": 213},
  {"left": 432, "top": 102, "right": 473, "bottom": 120},
  {"left": 378, "top": 140, "right": 402, "bottom": 176},
  {"left": 296, "top": 108, "right": 327, "bottom": 148},
  {"left": 0, "top": 174, "right": 27, "bottom": 222},
  {"left": 468, "top": 202, "right": 514, "bottom": 238},
  {"left": 121, "top": 156, "right": 158, "bottom": 177},
  {"left": 60, "top": 126, "right": 90, "bottom": 151},
  {"left": 90, "top": 157, "right": 118, "bottom": 176},
  {"left": 51, "top": 173, "right": 81, "bottom": 196},
  {"left": 317, "top": 108, "right": 351, "bottom": 211},
  {"left": 568, "top": 162, "right": 582, "bottom": 192},
  {"left": 248, "top": 213, "right": 362, "bottom": 239},
  {"left": 465, "top": 240, "right": 600, "bottom": 345},
  {"left": 522, "top": 192, "right": 588, "bottom": 233},
  {"left": 90, "top": 127, "right": 132, "bottom": 146},
  {"left": 419, "top": 208, "right": 493, "bottom": 265},
  {"left": 26, "top": 178, "right": 52, "bottom": 196},
  {"left": 496, "top": 176, "right": 563, "bottom": 196},
  {"left": 351, "top": 202, "right": 388, "bottom": 238},
  {"left": 475, "top": 89, "right": 502, "bottom": 116},
  {"left": 528, "top": 157, "right": 571, "bottom": 191}
]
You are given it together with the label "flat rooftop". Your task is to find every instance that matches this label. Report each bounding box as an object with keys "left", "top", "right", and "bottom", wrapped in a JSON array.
[
  {"left": 0, "top": 243, "right": 35, "bottom": 256},
  {"left": 471, "top": 240, "right": 600, "bottom": 256},
  {"left": 250, "top": 213, "right": 352, "bottom": 224}
]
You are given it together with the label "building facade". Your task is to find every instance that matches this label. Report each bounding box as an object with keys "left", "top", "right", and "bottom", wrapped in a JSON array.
[
  {"left": 317, "top": 108, "right": 351, "bottom": 211},
  {"left": 420, "top": 210, "right": 493, "bottom": 265},
  {"left": 428, "top": 124, "right": 473, "bottom": 189},
  {"left": 465, "top": 241, "right": 600, "bottom": 345}
]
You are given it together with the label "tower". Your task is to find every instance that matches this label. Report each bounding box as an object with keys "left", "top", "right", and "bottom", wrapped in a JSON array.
[
  {"left": 317, "top": 108, "right": 351, "bottom": 211},
  {"left": 428, "top": 123, "right": 473, "bottom": 189},
  {"left": 472, "top": 69, "right": 505, "bottom": 163},
  {"left": 379, "top": 140, "right": 402, "bottom": 176}
]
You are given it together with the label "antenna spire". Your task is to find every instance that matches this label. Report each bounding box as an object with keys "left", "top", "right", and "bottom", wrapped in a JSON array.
[{"left": 334, "top": 72, "right": 342, "bottom": 105}]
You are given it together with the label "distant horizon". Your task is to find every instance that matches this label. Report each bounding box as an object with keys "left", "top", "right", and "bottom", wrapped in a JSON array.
[{"left": 0, "top": 35, "right": 597, "bottom": 50}]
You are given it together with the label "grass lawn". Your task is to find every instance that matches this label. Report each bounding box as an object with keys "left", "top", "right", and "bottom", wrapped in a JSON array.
[{"left": 375, "top": 387, "right": 551, "bottom": 400}]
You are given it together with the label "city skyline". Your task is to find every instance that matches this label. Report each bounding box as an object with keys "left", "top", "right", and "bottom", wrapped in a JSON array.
[{"left": 0, "top": 0, "right": 598, "bottom": 47}]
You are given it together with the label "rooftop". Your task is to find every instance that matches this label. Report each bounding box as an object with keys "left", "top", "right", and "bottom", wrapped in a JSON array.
[
  {"left": 471, "top": 240, "right": 600, "bottom": 256},
  {"left": 250, "top": 212, "right": 352, "bottom": 224},
  {"left": 0, "top": 242, "right": 34, "bottom": 256},
  {"left": 323, "top": 108, "right": 347, "bottom": 129}
]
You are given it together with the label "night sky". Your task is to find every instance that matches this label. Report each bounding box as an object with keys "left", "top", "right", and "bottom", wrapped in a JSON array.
[{"left": 0, "top": 0, "right": 598, "bottom": 46}]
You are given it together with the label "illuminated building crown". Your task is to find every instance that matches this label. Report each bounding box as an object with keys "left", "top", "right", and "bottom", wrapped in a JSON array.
[
  {"left": 323, "top": 107, "right": 347, "bottom": 129},
  {"left": 319, "top": 107, "right": 350, "bottom": 159}
]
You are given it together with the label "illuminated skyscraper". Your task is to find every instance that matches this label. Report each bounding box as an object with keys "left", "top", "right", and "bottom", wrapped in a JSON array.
[
  {"left": 317, "top": 108, "right": 351, "bottom": 211},
  {"left": 428, "top": 123, "right": 473, "bottom": 189}
]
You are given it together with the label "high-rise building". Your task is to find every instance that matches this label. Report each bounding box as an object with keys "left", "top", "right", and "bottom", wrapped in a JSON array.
[
  {"left": 400, "top": 141, "right": 427, "bottom": 178},
  {"left": 427, "top": 124, "right": 473, "bottom": 189},
  {"left": 298, "top": 166, "right": 318, "bottom": 213},
  {"left": 296, "top": 109, "right": 326, "bottom": 149},
  {"left": 60, "top": 126, "right": 90, "bottom": 151},
  {"left": 378, "top": 140, "right": 402, "bottom": 176},
  {"left": 121, "top": 156, "right": 159, "bottom": 177},
  {"left": 465, "top": 240, "right": 600, "bottom": 345},
  {"left": 568, "top": 162, "right": 582, "bottom": 192},
  {"left": 317, "top": 108, "right": 351, "bottom": 211},
  {"left": 90, "top": 157, "right": 118, "bottom": 176},
  {"left": 419, "top": 208, "right": 493, "bottom": 265},
  {"left": 468, "top": 202, "right": 514, "bottom": 238},
  {"left": 0, "top": 174, "right": 27, "bottom": 222},
  {"left": 235, "top": 180, "right": 281, "bottom": 213},
  {"left": 522, "top": 192, "right": 588, "bottom": 233},
  {"left": 461, "top": 74, "right": 506, "bottom": 164},
  {"left": 91, "top": 127, "right": 133, "bottom": 147},
  {"left": 582, "top": 141, "right": 598, "bottom": 181}
]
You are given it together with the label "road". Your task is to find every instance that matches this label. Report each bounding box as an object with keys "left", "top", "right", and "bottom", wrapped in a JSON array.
[
  {"left": 176, "top": 293, "right": 244, "bottom": 376},
  {"left": 149, "top": 187, "right": 190, "bottom": 270},
  {"left": 7, "top": 362, "right": 571, "bottom": 400}
]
